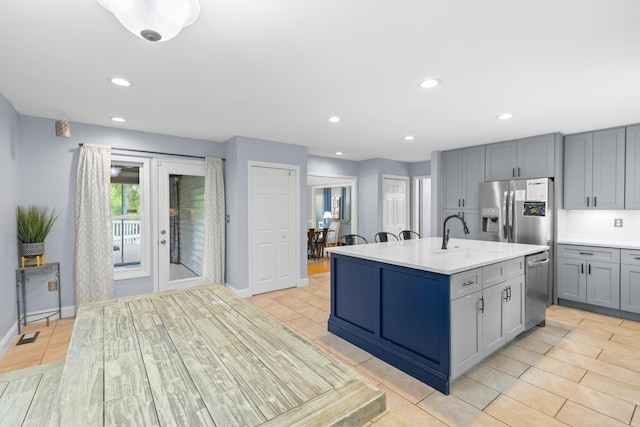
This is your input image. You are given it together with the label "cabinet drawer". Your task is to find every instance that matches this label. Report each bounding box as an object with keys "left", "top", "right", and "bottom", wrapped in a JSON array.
[
  {"left": 505, "top": 257, "right": 524, "bottom": 280},
  {"left": 557, "top": 244, "right": 620, "bottom": 263},
  {"left": 621, "top": 249, "right": 640, "bottom": 266},
  {"left": 451, "top": 268, "right": 482, "bottom": 300},
  {"left": 482, "top": 262, "right": 506, "bottom": 288}
]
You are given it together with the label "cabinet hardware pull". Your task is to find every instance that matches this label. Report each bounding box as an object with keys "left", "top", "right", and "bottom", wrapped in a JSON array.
[
  {"left": 479, "top": 297, "right": 484, "bottom": 313},
  {"left": 588, "top": 264, "right": 591, "bottom": 275},
  {"left": 634, "top": 257, "right": 640, "bottom": 260},
  {"left": 586, "top": 196, "right": 590, "bottom": 207},
  {"left": 462, "top": 280, "right": 475, "bottom": 286},
  {"left": 581, "top": 263, "right": 584, "bottom": 274},
  {"left": 594, "top": 196, "right": 597, "bottom": 207},
  {"left": 579, "top": 252, "right": 593, "bottom": 256},
  {"left": 517, "top": 167, "right": 521, "bottom": 177},
  {"left": 458, "top": 199, "right": 461, "bottom": 207},
  {"left": 512, "top": 168, "right": 515, "bottom": 177},
  {"left": 504, "top": 289, "right": 509, "bottom": 302},
  {"left": 508, "top": 285, "right": 512, "bottom": 301},
  {"left": 462, "top": 199, "right": 465, "bottom": 207}
]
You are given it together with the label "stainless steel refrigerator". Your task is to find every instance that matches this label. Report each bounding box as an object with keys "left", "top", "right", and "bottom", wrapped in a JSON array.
[{"left": 478, "top": 178, "right": 554, "bottom": 327}]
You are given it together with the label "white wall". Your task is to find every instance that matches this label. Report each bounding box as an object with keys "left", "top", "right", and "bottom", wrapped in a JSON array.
[{"left": 558, "top": 210, "right": 640, "bottom": 245}]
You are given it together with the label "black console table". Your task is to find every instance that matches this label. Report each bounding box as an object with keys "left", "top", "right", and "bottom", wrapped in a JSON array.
[{"left": 15, "top": 262, "right": 62, "bottom": 333}]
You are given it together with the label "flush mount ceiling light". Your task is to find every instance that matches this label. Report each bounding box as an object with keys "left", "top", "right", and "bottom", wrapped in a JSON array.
[
  {"left": 96, "top": 0, "right": 200, "bottom": 42},
  {"left": 111, "top": 117, "right": 126, "bottom": 122},
  {"left": 497, "top": 113, "right": 513, "bottom": 120},
  {"left": 110, "top": 77, "right": 131, "bottom": 87},
  {"left": 328, "top": 116, "right": 341, "bottom": 123},
  {"left": 404, "top": 135, "right": 415, "bottom": 141},
  {"left": 419, "top": 79, "right": 440, "bottom": 89},
  {"left": 335, "top": 152, "right": 343, "bottom": 156}
]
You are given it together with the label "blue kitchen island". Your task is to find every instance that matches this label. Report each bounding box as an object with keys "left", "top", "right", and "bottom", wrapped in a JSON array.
[{"left": 328, "top": 237, "right": 548, "bottom": 394}]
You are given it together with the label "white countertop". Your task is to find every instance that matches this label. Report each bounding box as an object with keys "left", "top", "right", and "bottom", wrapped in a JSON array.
[
  {"left": 328, "top": 237, "right": 549, "bottom": 275},
  {"left": 557, "top": 239, "right": 640, "bottom": 250}
]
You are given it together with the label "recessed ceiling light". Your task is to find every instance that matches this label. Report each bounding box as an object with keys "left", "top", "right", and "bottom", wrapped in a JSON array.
[
  {"left": 110, "top": 77, "right": 131, "bottom": 87},
  {"left": 111, "top": 117, "right": 126, "bottom": 123},
  {"left": 497, "top": 113, "right": 513, "bottom": 120},
  {"left": 404, "top": 135, "right": 415, "bottom": 141},
  {"left": 335, "top": 152, "right": 343, "bottom": 156},
  {"left": 419, "top": 79, "right": 440, "bottom": 89},
  {"left": 328, "top": 116, "right": 341, "bottom": 123}
]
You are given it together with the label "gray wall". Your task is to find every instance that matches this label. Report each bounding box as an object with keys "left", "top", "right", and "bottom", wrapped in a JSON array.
[
  {"left": 307, "top": 155, "right": 358, "bottom": 177},
  {"left": 224, "top": 136, "right": 308, "bottom": 293},
  {"left": 0, "top": 95, "right": 20, "bottom": 351}
]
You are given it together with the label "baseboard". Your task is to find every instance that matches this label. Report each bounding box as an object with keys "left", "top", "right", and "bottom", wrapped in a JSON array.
[
  {"left": 24, "top": 305, "right": 76, "bottom": 324},
  {"left": 225, "top": 283, "right": 252, "bottom": 298},
  {"left": 0, "top": 322, "right": 19, "bottom": 359},
  {"left": 298, "top": 278, "right": 309, "bottom": 287}
]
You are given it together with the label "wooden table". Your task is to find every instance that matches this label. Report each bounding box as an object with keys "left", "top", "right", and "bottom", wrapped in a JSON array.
[{"left": 50, "top": 285, "right": 384, "bottom": 426}]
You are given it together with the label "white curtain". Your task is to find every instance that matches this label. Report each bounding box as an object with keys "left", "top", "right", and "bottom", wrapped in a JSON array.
[
  {"left": 74, "top": 144, "right": 114, "bottom": 306},
  {"left": 202, "top": 157, "right": 225, "bottom": 284}
]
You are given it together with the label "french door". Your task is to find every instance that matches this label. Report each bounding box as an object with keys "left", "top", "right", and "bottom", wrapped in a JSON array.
[{"left": 157, "top": 160, "right": 206, "bottom": 292}]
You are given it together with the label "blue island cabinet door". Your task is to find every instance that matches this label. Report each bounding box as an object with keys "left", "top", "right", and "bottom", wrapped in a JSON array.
[{"left": 331, "top": 256, "right": 378, "bottom": 334}]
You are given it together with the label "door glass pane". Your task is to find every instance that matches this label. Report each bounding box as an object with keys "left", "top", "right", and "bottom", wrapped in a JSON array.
[
  {"left": 169, "top": 174, "right": 205, "bottom": 282},
  {"left": 111, "top": 165, "right": 141, "bottom": 269}
]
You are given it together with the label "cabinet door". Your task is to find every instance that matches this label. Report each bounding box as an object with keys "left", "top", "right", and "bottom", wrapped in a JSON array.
[
  {"left": 504, "top": 275, "right": 525, "bottom": 341},
  {"left": 442, "top": 150, "right": 463, "bottom": 210},
  {"left": 517, "top": 134, "right": 555, "bottom": 179},
  {"left": 586, "top": 261, "right": 620, "bottom": 309},
  {"left": 462, "top": 146, "right": 485, "bottom": 209},
  {"left": 450, "top": 292, "right": 482, "bottom": 379},
  {"left": 621, "top": 264, "right": 640, "bottom": 314},
  {"left": 592, "top": 128, "right": 625, "bottom": 210},
  {"left": 563, "top": 133, "right": 593, "bottom": 209},
  {"left": 482, "top": 283, "right": 506, "bottom": 355},
  {"left": 626, "top": 125, "right": 640, "bottom": 209},
  {"left": 485, "top": 140, "right": 517, "bottom": 181},
  {"left": 557, "top": 257, "right": 586, "bottom": 302}
]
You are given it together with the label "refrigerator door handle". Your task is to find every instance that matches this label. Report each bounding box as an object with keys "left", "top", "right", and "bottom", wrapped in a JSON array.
[
  {"left": 508, "top": 190, "right": 515, "bottom": 241},
  {"left": 502, "top": 190, "right": 508, "bottom": 239}
]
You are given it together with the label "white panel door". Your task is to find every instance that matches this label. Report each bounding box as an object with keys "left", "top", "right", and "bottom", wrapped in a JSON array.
[
  {"left": 382, "top": 176, "right": 408, "bottom": 235},
  {"left": 251, "top": 166, "right": 296, "bottom": 295}
]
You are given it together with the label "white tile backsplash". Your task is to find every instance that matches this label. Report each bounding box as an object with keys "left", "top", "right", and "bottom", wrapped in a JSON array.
[{"left": 558, "top": 210, "right": 640, "bottom": 243}]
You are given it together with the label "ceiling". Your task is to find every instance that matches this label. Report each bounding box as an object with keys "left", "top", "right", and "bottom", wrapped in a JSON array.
[{"left": 1, "top": 1, "right": 639, "bottom": 162}]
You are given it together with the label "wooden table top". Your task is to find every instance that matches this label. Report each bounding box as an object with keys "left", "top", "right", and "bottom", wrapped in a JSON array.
[{"left": 49, "top": 285, "right": 384, "bottom": 426}]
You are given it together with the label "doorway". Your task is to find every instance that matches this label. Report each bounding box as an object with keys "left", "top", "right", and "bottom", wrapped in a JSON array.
[
  {"left": 249, "top": 164, "right": 298, "bottom": 295},
  {"left": 414, "top": 176, "right": 432, "bottom": 237},
  {"left": 157, "top": 160, "right": 206, "bottom": 292}
]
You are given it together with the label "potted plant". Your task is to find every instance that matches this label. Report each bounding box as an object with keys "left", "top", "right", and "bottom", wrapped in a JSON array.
[{"left": 16, "top": 205, "right": 59, "bottom": 258}]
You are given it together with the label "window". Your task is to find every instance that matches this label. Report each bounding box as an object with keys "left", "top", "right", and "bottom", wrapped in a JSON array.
[{"left": 111, "top": 156, "right": 150, "bottom": 280}]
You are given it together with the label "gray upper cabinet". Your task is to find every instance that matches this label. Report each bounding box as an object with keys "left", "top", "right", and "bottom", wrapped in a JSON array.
[
  {"left": 442, "top": 146, "right": 485, "bottom": 210},
  {"left": 564, "top": 128, "right": 625, "bottom": 210},
  {"left": 625, "top": 125, "right": 640, "bottom": 209},
  {"left": 485, "top": 134, "right": 555, "bottom": 181}
]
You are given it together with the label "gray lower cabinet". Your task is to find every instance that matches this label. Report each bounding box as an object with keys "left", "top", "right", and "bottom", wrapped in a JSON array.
[
  {"left": 450, "top": 260, "right": 524, "bottom": 379},
  {"left": 485, "top": 134, "right": 556, "bottom": 181},
  {"left": 621, "top": 249, "right": 640, "bottom": 314},
  {"left": 557, "top": 244, "right": 620, "bottom": 310},
  {"left": 564, "top": 128, "right": 625, "bottom": 210}
]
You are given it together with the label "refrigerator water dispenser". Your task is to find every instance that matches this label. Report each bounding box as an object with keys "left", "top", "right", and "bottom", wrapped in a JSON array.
[{"left": 481, "top": 208, "right": 500, "bottom": 234}]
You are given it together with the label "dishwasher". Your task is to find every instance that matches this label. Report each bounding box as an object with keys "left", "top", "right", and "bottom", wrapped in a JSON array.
[{"left": 525, "top": 251, "right": 549, "bottom": 330}]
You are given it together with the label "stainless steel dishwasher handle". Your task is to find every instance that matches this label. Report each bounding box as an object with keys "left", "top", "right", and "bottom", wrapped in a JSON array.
[{"left": 527, "top": 258, "right": 549, "bottom": 267}]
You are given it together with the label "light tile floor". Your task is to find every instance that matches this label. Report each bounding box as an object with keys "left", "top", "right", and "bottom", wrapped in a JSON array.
[
  {"left": 248, "top": 272, "right": 640, "bottom": 427},
  {"left": 3, "top": 273, "right": 640, "bottom": 426}
]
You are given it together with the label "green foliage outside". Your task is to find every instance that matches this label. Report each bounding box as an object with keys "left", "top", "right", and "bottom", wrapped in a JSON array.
[
  {"left": 111, "top": 183, "right": 140, "bottom": 216},
  {"left": 16, "top": 205, "right": 59, "bottom": 243}
]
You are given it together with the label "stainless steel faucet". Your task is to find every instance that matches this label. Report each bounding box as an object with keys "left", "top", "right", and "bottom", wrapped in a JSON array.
[{"left": 442, "top": 214, "right": 470, "bottom": 249}]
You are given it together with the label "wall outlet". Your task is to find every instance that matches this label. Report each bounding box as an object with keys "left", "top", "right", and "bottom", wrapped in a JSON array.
[
  {"left": 48, "top": 280, "right": 58, "bottom": 291},
  {"left": 614, "top": 218, "right": 623, "bottom": 228}
]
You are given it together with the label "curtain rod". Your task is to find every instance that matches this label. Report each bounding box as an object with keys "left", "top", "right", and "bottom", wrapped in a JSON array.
[{"left": 78, "top": 143, "right": 225, "bottom": 161}]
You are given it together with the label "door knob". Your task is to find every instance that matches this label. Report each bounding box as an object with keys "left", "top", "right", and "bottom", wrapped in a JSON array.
[
  {"left": 161, "top": 230, "right": 166, "bottom": 235},
  {"left": 160, "top": 239, "right": 166, "bottom": 245}
]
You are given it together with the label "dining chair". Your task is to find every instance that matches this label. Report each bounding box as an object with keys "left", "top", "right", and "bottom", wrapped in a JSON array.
[
  {"left": 339, "top": 234, "right": 368, "bottom": 246},
  {"left": 374, "top": 232, "right": 399, "bottom": 243},
  {"left": 307, "top": 228, "right": 318, "bottom": 259},
  {"left": 398, "top": 230, "right": 421, "bottom": 240},
  {"left": 313, "top": 228, "right": 329, "bottom": 258}
]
